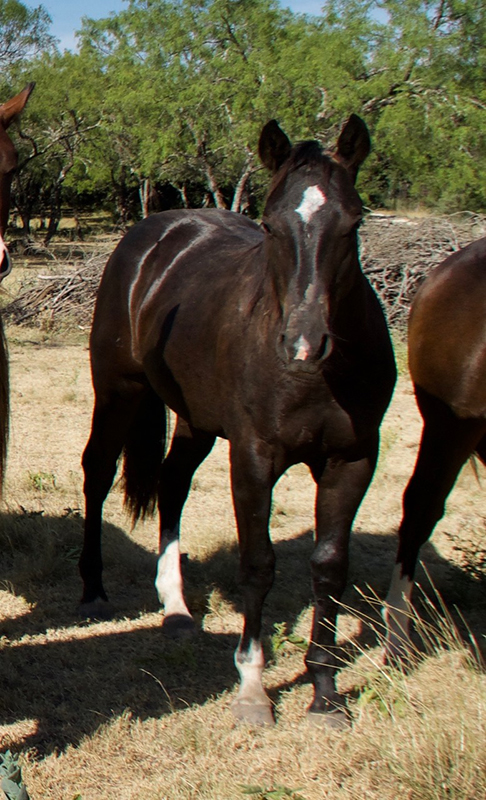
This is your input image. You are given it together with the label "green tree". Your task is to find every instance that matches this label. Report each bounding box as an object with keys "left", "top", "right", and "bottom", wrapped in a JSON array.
[
  {"left": 0, "top": 0, "right": 55, "bottom": 69},
  {"left": 10, "top": 51, "right": 103, "bottom": 238},
  {"left": 8, "top": 0, "right": 486, "bottom": 234},
  {"left": 76, "top": 0, "right": 319, "bottom": 218},
  {"left": 313, "top": 0, "right": 486, "bottom": 209}
]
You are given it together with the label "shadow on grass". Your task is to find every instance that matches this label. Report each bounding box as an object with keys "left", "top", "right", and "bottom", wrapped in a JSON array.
[{"left": 0, "top": 508, "right": 483, "bottom": 755}]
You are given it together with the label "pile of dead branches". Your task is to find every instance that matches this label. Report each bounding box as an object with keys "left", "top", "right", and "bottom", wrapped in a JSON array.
[
  {"left": 360, "top": 212, "right": 486, "bottom": 328},
  {"left": 1, "top": 248, "right": 112, "bottom": 329},
  {"left": 2, "top": 213, "right": 485, "bottom": 331}
]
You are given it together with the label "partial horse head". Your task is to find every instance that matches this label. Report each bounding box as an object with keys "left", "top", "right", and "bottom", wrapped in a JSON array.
[
  {"left": 0, "top": 82, "right": 35, "bottom": 279},
  {"left": 259, "top": 114, "right": 370, "bottom": 372}
]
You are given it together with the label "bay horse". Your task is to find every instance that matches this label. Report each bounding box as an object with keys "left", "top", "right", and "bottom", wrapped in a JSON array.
[
  {"left": 384, "top": 236, "right": 486, "bottom": 654},
  {"left": 0, "top": 83, "right": 35, "bottom": 491},
  {"left": 81, "top": 115, "right": 396, "bottom": 728}
]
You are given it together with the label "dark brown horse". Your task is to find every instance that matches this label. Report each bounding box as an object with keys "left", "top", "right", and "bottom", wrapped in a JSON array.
[
  {"left": 0, "top": 83, "right": 35, "bottom": 491},
  {"left": 384, "top": 236, "right": 486, "bottom": 653},
  {"left": 81, "top": 115, "right": 396, "bottom": 728}
]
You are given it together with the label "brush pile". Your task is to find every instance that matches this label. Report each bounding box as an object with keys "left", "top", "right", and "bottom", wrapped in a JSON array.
[
  {"left": 2, "top": 246, "right": 112, "bottom": 329},
  {"left": 2, "top": 213, "right": 485, "bottom": 330},
  {"left": 360, "top": 212, "right": 486, "bottom": 327}
]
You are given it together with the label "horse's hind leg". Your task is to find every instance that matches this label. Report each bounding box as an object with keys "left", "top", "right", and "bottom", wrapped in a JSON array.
[
  {"left": 384, "top": 387, "right": 486, "bottom": 657},
  {"left": 156, "top": 417, "right": 215, "bottom": 637},
  {"left": 80, "top": 384, "right": 144, "bottom": 612}
]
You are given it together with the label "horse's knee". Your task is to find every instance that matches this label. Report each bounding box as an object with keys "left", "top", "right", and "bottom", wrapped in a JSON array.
[{"left": 310, "top": 540, "right": 347, "bottom": 596}]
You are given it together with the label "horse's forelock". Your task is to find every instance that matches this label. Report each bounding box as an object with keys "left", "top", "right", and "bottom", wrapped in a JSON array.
[{"left": 267, "top": 140, "right": 332, "bottom": 197}]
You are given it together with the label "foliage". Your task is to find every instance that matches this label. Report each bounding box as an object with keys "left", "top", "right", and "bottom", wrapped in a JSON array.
[
  {"left": 271, "top": 621, "right": 308, "bottom": 657},
  {"left": 0, "top": 0, "right": 55, "bottom": 68},
  {"left": 1, "top": 0, "right": 485, "bottom": 233},
  {"left": 0, "top": 750, "right": 29, "bottom": 800}
]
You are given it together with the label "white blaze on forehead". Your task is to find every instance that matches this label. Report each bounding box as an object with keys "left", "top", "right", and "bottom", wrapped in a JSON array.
[{"left": 295, "top": 185, "right": 326, "bottom": 223}]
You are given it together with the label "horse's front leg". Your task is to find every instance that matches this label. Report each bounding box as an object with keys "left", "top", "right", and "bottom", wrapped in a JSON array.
[
  {"left": 230, "top": 440, "right": 276, "bottom": 726},
  {"left": 306, "top": 445, "right": 377, "bottom": 729}
]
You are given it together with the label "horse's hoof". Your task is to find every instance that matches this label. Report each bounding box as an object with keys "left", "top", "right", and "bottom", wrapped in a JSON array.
[
  {"left": 231, "top": 699, "right": 275, "bottom": 727},
  {"left": 78, "top": 598, "right": 114, "bottom": 621},
  {"left": 307, "top": 709, "right": 350, "bottom": 731},
  {"left": 162, "top": 613, "right": 196, "bottom": 639}
]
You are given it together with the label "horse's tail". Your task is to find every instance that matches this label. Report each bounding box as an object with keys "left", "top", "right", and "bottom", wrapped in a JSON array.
[
  {"left": 122, "top": 387, "right": 167, "bottom": 524},
  {"left": 0, "top": 317, "right": 9, "bottom": 497}
]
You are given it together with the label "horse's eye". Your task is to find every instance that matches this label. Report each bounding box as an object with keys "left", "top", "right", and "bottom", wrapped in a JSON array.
[{"left": 260, "top": 220, "right": 272, "bottom": 235}]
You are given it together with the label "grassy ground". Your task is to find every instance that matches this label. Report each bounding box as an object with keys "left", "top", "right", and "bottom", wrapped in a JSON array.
[{"left": 0, "top": 309, "right": 483, "bottom": 797}]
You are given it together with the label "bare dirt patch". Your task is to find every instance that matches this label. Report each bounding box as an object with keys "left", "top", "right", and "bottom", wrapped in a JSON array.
[
  {"left": 0, "top": 214, "right": 484, "bottom": 799},
  {"left": 0, "top": 332, "right": 483, "bottom": 799}
]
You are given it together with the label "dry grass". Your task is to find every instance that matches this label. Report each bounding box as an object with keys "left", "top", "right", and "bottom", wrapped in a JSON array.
[{"left": 0, "top": 248, "right": 483, "bottom": 797}]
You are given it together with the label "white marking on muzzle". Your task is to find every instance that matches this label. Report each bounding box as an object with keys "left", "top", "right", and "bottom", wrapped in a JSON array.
[
  {"left": 294, "top": 334, "right": 310, "bottom": 361},
  {"left": 296, "top": 185, "right": 326, "bottom": 223}
]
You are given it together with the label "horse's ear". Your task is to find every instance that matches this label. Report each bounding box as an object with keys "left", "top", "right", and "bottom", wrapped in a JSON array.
[
  {"left": 334, "top": 114, "right": 370, "bottom": 183},
  {"left": 258, "top": 120, "right": 292, "bottom": 173},
  {"left": 0, "top": 82, "right": 35, "bottom": 129}
]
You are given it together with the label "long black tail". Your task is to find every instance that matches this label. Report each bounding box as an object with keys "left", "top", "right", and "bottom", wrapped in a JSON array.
[
  {"left": 0, "top": 316, "right": 9, "bottom": 497},
  {"left": 122, "top": 386, "right": 167, "bottom": 523}
]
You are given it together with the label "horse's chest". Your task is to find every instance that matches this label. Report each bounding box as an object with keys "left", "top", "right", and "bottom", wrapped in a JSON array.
[{"left": 255, "top": 378, "right": 358, "bottom": 454}]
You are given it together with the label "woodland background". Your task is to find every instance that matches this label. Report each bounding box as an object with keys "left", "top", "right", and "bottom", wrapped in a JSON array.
[
  {"left": 0, "top": 3, "right": 485, "bottom": 797},
  {"left": 0, "top": 0, "right": 485, "bottom": 242}
]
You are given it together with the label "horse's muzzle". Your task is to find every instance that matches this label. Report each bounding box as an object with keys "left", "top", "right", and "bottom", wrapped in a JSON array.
[{"left": 278, "top": 331, "right": 333, "bottom": 373}]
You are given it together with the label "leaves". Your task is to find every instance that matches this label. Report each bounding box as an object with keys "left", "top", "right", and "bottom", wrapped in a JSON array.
[
  {"left": 3, "top": 0, "right": 485, "bottom": 233},
  {"left": 271, "top": 622, "right": 308, "bottom": 656},
  {"left": 0, "top": 751, "right": 30, "bottom": 800}
]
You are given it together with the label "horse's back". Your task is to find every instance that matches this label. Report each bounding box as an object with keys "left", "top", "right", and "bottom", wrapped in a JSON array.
[
  {"left": 91, "top": 209, "right": 263, "bottom": 375},
  {"left": 409, "top": 236, "right": 486, "bottom": 418}
]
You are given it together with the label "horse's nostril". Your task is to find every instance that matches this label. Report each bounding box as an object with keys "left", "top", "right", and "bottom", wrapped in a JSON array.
[{"left": 316, "top": 334, "right": 332, "bottom": 361}]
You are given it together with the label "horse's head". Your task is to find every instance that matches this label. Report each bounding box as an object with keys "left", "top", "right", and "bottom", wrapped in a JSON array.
[
  {"left": 259, "top": 114, "right": 370, "bottom": 373},
  {"left": 0, "top": 83, "right": 35, "bottom": 280}
]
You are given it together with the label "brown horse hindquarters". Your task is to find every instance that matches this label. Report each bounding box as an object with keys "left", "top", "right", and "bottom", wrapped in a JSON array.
[
  {"left": 385, "top": 236, "right": 486, "bottom": 657},
  {"left": 82, "top": 117, "right": 396, "bottom": 729}
]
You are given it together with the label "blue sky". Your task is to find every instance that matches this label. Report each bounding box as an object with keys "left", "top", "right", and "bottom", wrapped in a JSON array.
[{"left": 28, "top": 1, "right": 325, "bottom": 52}]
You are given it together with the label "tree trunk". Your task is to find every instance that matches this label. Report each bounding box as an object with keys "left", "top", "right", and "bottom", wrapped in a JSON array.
[
  {"left": 44, "top": 185, "right": 62, "bottom": 245},
  {"left": 139, "top": 178, "right": 151, "bottom": 218},
  {"left": 178, "top": 185, "right": 189, "bottom": 208},
  {"left": 231, "top": 153, "right": 255, "bottom": 213},
  {"left": 204, "top": 159, "right": 227, "bottom": 209}
]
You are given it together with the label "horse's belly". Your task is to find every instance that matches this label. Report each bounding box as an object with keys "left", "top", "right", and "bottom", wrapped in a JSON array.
[{"left": 143, "top": 352, "right": 226, "bottom": 435}]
